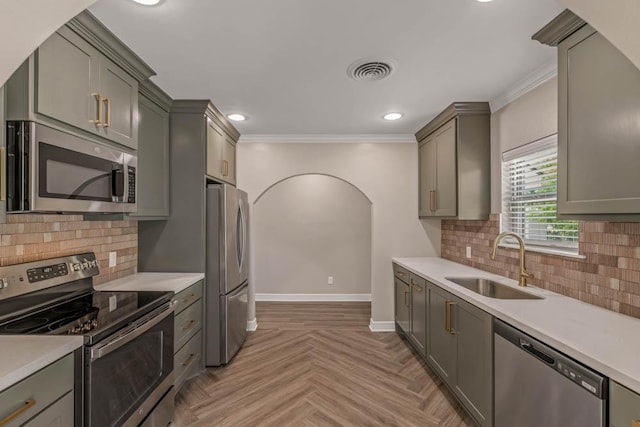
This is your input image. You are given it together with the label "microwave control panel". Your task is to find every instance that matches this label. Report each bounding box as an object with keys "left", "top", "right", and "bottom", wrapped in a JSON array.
[{"left": 128, "top": 166, "right": 136, "bottom": 203}]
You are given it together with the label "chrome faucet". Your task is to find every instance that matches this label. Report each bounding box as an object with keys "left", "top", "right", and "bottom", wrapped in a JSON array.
[{"left": 491, "top": 231, "right": 534, "bottom": 287}]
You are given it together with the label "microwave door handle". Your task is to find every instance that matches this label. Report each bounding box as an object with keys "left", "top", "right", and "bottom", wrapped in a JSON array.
[{"left": 111, "top": 166, "right": 124, "bottom": 201}]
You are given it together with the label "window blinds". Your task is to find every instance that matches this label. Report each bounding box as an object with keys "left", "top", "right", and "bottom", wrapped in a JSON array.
[{"left": 502, "top": 135, "right": 578, "bottom": 249}]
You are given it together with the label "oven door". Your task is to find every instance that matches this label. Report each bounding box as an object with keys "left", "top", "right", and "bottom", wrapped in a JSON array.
[{"left": 85, "top": 304, "right": 174, "bottom": 427}]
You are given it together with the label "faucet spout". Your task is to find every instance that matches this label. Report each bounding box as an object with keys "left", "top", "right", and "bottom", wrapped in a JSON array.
[{"left": 491, "top": 231, "right": 533, "bottom": 287}]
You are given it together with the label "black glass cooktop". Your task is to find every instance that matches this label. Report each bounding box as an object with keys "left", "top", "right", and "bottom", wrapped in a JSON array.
[{"left": 0, "top": 290, "right": 172, "bottom": 345}]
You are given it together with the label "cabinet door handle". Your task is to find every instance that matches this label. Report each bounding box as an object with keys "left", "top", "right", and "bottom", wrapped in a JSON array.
[
  {"left": 447, "top": 301, "right": 457, "bottom": 335},
  {"left": 0, "top": 399, "right": 36, "bottom": 426},
  {"left": 90, "top": 93, "right": 103, "bottom": 126},
  {"left": 429, "top": 190, "right": 436, "bottom": 212},
  {"left": 223, "top": 159, "right": 229, "bottom": 177},
  {"left": 0, "top": 147, "right": 6, "bottom": 202},
  {"left": 444, "top": 301, "right": 449, "bottom": 333},
  {"left": 182, "top": 352, "right": 198, "bottom": 367},
  {"left": 103, "top": 97, "right": 111, "bottom": 128},
  {"left": 404, "top": 291, "right": 408, "bottom": 307}
]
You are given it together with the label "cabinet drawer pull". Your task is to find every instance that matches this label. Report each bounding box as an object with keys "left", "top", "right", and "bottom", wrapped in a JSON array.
[
  {"left": 412, "top": 284, "right": 423, "bottom": 292},
  {"left": 182, "top": 319, "right": 197, "bottom": 331},
  {"left": 396, "top": 271, "right": 405, "bottom": 277},
  {"left": 90, "top": 93, "right": 103, "bottom": 126},
  {"left": 183, "top": 293, "right": 197, "bottom": 304},
  {"left": 0, "top": 399, "right": 36, "bottom": 426},
  {"left": 182, "top": 352, "right": 198, "bottom": 367}
]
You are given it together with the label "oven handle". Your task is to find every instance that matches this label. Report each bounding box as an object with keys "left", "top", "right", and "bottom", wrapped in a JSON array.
[{"left": 90, "top": 302, "right": 175, "bottom": 361}]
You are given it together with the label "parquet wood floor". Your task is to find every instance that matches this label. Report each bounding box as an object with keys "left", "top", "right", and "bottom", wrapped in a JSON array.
[{"left": 174, "top": 302, "right": 475, "bottom": 427}]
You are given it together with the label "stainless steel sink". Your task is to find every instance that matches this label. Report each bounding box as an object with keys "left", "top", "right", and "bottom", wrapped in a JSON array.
[{"left": 444, "top": 277, "right": 543, "bottom": 300}]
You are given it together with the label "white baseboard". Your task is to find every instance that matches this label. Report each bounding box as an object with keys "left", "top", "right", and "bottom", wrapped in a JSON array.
[
  {"left": 369, "top": 319, "right": 396, "bottom": 332},
  {"left": 246, "top": 318, "right": 258, "bottom": 332},
  {"left": 255, "top": 293, "right": 371, "bottom": 302}
]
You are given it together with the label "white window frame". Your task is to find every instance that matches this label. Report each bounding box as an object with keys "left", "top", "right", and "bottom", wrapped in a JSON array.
[{"left": 501, "top": 134, "right": 579, "bottom": 254}]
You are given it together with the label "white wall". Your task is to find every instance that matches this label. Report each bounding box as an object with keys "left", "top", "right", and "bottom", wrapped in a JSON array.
[
  {"left": 254, "top": 174, "right": 371, "bottom": 296},
  {"left": 238, "top": 142, "right": 441, "bottom": 323},
  {"left": 490, "top": 77, "right": 558, "bottom": 213},
  {"left": 0, "top": 0, "right": 96, "bottom": 86}
]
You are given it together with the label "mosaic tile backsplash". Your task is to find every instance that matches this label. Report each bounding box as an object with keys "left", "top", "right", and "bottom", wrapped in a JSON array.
[
  {"left": 442, "top": 214, "right": 640, "bottom": 319},
  {"left": 0, "top": 214, "right": 137, "bottom": 285}
]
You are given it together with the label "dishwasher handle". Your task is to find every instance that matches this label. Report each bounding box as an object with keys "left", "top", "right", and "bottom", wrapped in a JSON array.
[{"left": 520, "top": 339, "right": 555, "bottom": 365}]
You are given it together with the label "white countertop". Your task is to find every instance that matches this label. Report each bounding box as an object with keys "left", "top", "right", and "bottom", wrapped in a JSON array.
[
  {"left": 94, "top": 272, "right": 204, "bottom": 294},
  {"left": 393, "top": 257, "right": 640, "bottom": 394},
  {"left": 0, "top": 335, "right": 83, "bottom": 392}
]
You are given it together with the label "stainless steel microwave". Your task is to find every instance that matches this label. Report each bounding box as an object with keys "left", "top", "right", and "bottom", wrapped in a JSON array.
[{"left": 6, "top": 121, "right": 137, "bottom": 213}]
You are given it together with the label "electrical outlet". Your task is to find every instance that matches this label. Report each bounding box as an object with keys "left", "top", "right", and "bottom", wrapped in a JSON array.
[
  {"left": 109, "top": 251, "right": 117, "bottom": 267},
  {"left": 466, "top": 246, "right": 472, "bottom": 259},
  {"left": 328, "top": 276, "right": 334, "bottom": 285}
]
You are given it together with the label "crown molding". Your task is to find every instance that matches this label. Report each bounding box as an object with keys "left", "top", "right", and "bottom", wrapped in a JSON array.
[
  {"left": 532, "top": 9, "right": 586, "bottom": 47},
  {"left": 414, "top": 102, "right": 490, "bottom": 142},
  {"left": 238, "top": 134, "right": 416, "bottom": 144},
  {"left": 490, "top": 61, "right": 558, "bottom": 112},
  {"left": 171, "top": 99, "right": 241, "bottom": 141},
  {"left": 139, "top": 79, "right": 172, "bottom": 111}
]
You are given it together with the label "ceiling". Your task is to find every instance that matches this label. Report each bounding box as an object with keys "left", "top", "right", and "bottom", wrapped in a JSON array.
[{"left": 90, "top": 0, "right": 564, "bottom": 135}]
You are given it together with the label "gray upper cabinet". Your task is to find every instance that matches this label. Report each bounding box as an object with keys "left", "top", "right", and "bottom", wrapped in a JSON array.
[
  {"left": 426, "top": 281, "right": 493, "bottom": 427},
  {"left": 130, "top": 80, "right": 171, "bottom": 219},
  {"left": 222, "top": 135, "right": 237, "bottom": 186},
  {"left": 415, "top": 102, "right": 491, "bottom": 220},
  {"left": 206, "top": 119, "right": 237, "bottom": 186},
  {"left": 5, "top": 11, "right": 154, "bottom": 150},
  {"left": 534, "top": 10, "right": 640, "bottom": 220}
]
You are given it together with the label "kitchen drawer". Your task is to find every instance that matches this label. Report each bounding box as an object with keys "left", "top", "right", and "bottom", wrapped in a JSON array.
[
  {"left": 26, "top": 391, "right": 74, "bottom": 427},
  {"left": 610, "top": 381, "right": 640, "bottom": 427},
  {"left": 0, "top": 353, "right": 74, "bottom": 427},
  {"left": 174, "top": 330, "right": 203, "bottom": 392},
  {"left": 393, "top": 264, "right": 410, "bottom": 284},
  {"left": 174, "top": 299, "right": 203, "bottom": 351},
  {"left": 174, "top": 281, "right": 203, "bottom": 315}
]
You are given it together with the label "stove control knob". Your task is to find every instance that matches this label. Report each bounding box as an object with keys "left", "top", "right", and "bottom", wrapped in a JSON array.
[
  {"left": 71, "top": 263, "right": 82, "bottom": 272},
  {"left": 81, "top": 262, "right": 89, "bottom": 270},
  {"left": 0, "top": 278, "right": 8, "bottom": 289}
]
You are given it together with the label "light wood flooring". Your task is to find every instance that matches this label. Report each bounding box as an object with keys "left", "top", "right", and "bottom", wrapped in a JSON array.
[{"left": 174, "top": 302, "right": 474, "bottom": 427}]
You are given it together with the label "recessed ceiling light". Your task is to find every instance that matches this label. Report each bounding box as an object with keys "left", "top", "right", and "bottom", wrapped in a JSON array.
[
  {"left": 227, "top": 114, "right": 246, "bottom": 122},
  {"left": 383, "top": 112, "right": 403, "bottom": 121},
  {"left": 132, "top": 0, "right": 161, "bottom": 5}
]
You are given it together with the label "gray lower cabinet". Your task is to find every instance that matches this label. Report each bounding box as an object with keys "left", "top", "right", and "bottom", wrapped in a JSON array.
[
  {"left": 393, "top": 263, "right": 411, "bottom": 334},
  {"left": 394, "top": 277, "right": 410, "bottom": 334},
  {"left": 130, "top": 80, "right": 171, "bottom": 219},
  {"left": 426, "top": 282, "right": 493, "bottom": 427},
  {"left": 409, "top": 274, "right": 427, "bottom": 354},
  {"left": 0, "top": 353, "right": 75, "bottom": 427},
  {"left": 173, "top": 281, "right": 205, "bottom": 392},
  {"left": 415, "top": 102, "right": 491, "bottom": 220},
  {"left": 610, "top": 381, "right": 640, "bottom": 427}
]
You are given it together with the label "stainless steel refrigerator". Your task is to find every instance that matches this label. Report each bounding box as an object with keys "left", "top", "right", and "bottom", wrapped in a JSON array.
[{"left": 205, "top": 184, "right": 249, "bottom": 366}]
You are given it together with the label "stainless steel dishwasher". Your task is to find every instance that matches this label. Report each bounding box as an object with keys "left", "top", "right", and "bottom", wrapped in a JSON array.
[{"left": 494, "top": 319, "right": 607, "bottom": 427}]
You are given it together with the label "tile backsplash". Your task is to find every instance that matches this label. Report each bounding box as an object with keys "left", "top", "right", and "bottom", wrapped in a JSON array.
[
  {"left": 0, "top": 214, "right": 137, "bottom": 285},
  {"left": 442, "top": 214, "right": 640, "bottom": 319}
]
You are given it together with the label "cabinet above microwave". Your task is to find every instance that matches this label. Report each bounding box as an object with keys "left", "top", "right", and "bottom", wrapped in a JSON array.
[{"left": 4, "top": 11, "right": 154, "bottom": 151}]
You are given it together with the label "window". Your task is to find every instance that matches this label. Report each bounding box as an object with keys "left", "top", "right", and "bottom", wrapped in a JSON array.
[{"left": 502, "top": 135, "right": 578, "bottom": 251}]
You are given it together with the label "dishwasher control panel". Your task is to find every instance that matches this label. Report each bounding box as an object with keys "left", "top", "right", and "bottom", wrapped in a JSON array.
[{"left": 557, "top": 361, "right": 599, "bottom": 394}]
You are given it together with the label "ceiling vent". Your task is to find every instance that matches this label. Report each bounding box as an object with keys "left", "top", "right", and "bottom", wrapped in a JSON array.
[{"left": 347, "top": 58, "right": 397, "bottom": 82}]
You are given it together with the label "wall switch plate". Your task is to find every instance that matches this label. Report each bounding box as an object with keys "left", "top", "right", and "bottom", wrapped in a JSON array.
[
  {"left": 109, "top": 251, "right": 117, "bottom": 267},
  {"left": 109, "top": 295, "right": 117, "bottom": 312},
  {"left": 466, "top": 246, "right": 472, "bottom": 259},
  {"left": 328, "top": 276, "right": 334, "bottom": 285}
]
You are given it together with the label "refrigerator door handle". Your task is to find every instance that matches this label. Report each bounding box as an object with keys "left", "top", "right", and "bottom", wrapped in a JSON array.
[{"left": 237, "top": 200, "right": 247, "bottom": 272}]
